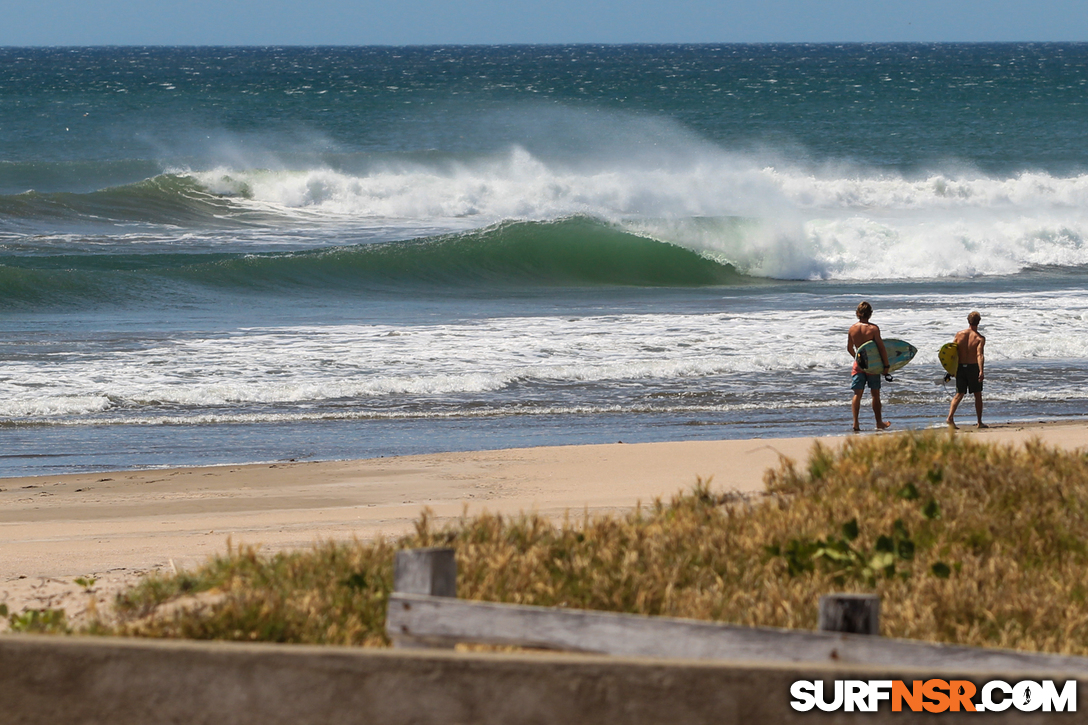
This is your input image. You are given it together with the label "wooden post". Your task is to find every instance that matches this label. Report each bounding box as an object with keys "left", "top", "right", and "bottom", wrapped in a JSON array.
[
  {"left": 394, "top": 547, "right": 457, "bottom": 597},
  {"left": 391, "top": 548, "right": 457, "bottom": 649},
  {"left": 819, "top": 594, "right": 880, "bottom": 636}
]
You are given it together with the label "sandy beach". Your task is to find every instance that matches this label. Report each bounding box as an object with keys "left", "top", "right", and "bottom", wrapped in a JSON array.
[{"left": 1, "top": 421, "right": 1085, "bottom": 628}]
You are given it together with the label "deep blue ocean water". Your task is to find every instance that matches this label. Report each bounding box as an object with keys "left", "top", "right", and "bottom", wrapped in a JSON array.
[{"left": 2, "top": 44, "right": 1087, "bottom": 476}]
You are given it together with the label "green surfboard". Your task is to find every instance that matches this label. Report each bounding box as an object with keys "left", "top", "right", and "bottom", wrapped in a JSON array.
[{"left": 856, "top": 338, "right": 917, "bottom": 375}]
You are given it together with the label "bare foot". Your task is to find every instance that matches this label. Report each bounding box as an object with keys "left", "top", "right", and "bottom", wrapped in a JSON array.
[
  {"left": 946, "top": 419, "right": 958, "bottom": 429},
  {"left": 877, "top": 421, "right": 891, "bottom": 430},
  {"left": 852, "top": 427, "right": 861, "bottom": 433},
  {"left": 977, "top": 422, "right": 989, "bottom": 429}
]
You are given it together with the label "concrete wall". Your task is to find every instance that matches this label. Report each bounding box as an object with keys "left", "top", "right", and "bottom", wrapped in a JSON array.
[{"left": 0, "top": 634, "right": 1081, "bottom": 724}]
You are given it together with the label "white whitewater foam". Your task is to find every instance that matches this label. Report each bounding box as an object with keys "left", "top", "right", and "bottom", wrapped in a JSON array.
[
  {"left": 3, "top": 288, "right": 1087, "bottom": 420},
  {"left": 189, "top": 146, "right": 1088, "bottom": 281}
]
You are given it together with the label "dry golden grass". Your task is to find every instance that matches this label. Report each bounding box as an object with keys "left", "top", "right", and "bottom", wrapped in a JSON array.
[
  {"left": 96, "top": 538, "right": 398, "bottom": 646},
  {"left": 95, "top": 431, "right": 1088, "bottom": 655}
]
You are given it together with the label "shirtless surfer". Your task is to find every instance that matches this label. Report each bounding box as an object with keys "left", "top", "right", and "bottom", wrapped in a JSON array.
[
  {"left": 946, "top": 310, "right": 987, "bottom": 429},
  {"left": 847, "top": 301, "right": 891, "bottom": 432}
]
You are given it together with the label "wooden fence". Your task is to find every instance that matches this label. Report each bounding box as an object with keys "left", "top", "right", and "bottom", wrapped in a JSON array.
[{"left": 386, "top": 547, "right": 1088, "bottom": 674}]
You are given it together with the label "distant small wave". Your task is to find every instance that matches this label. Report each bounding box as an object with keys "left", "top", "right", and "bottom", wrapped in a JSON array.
[
  {"left": 0, "top": 400, "right": 846, "bottom": 427},
  {"left": 0, "top": 174, "right": 245, "bottom": 227}
]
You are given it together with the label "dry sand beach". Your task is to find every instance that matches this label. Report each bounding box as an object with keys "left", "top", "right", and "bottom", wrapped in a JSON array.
[{"left": 1, "top": 422, "right": 1085, "bottom": 629}]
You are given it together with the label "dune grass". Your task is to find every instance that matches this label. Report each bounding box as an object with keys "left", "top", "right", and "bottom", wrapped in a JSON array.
[{"left": 90, "top": 430, "right": 1088, "bottom": 655}]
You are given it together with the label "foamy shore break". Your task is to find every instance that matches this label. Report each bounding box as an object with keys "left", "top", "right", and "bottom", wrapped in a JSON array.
[{"left": 1, "top": 421, "right": 1085, "bottom": 628}]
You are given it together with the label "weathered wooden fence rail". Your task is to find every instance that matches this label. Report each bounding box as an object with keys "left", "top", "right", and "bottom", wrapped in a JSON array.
[{"left": 386, "top": 547, "right": 1088, "bottom": 674}]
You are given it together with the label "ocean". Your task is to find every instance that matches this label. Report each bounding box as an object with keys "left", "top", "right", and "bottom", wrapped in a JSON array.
[{"left": 2, "top": 44, "right": 1087, "bottom": 476}]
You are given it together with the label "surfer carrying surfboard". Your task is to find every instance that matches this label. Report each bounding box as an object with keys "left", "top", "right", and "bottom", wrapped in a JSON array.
[
  {"left": 847, "top": 301, "right": 892, "bottom": 432},
  {"left": 946, "top": 310, "right": 987, "bottom": 429}
]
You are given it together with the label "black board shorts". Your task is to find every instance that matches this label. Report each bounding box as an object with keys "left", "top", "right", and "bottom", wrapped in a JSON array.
[{"left": 956, "top": 363, "right": 982, "bottom": 394}]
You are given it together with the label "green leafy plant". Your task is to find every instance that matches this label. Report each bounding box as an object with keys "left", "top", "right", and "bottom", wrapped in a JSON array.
[
  {"left": 8, "top": 608, "right": 69, "bottom": 634},
  {"left": 768, "top": 517, "right": 917, "bottom": 586},
  {"left": 931, "top": 562, "right": 952, "bottom": 578}
]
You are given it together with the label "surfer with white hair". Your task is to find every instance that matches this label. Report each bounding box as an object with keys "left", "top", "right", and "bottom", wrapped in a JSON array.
[{"left": 847, "top": 301, "right": 892, "bottom": 432}]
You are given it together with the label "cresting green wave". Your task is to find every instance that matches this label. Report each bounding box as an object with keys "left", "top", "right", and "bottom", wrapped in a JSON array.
[{"left": 0, "top": 217, "right": 743, "bottom": 307}]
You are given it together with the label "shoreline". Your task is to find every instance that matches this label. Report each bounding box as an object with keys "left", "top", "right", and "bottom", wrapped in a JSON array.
[{"left": 1, "top": 420, "right": 1085, "bottom": 628}]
